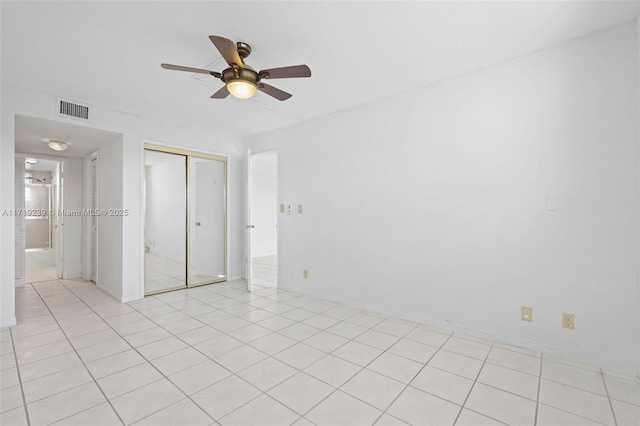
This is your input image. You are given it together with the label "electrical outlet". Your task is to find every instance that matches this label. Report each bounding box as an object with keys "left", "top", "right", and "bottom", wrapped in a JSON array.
[
  {"left": 303, "top": 270, "right": 309, "bottom": 279},
  {"left": 562, "top": 313, "right": 575, "bottom": 329},
  {"left": 521, "top": 306, "right": 533, "bottom": 322}
]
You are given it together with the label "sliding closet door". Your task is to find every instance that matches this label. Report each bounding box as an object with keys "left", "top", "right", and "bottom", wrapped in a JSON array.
[
  {"left": 144, "top": 150, "right": 187, "bottom": 294},
  {"left": 188, "top": 157, "right": 226, "bottom": 285}
]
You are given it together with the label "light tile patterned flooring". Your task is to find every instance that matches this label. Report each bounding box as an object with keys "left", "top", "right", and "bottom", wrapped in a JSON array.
[
  {"left": 24, "top": 267, "right": 58, "bottom": 285},
  {"left": 1, "top": 278, "right": 638, "bottom": 425},
  {"left": 252, "top": 255, "right": 278, "bottom": 289}
]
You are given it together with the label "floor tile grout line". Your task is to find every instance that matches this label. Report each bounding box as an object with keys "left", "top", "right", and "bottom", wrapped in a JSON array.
[
  {"left": 220, "top": 306, "right": 418, "bottom": 422},
  {"left": 600, "top": 367, "right": 619, "bottom": 426},
  {"left": 101, "top": 299, "right": 269, "bottom": 423},
  {"left": 538, "top": 375, "right": 623, "bottom": 400},
  {"left": 535, "top": 401, "right": 611, "bottom": 426},
  {"left": 544, "top": 356, "right": 613, "bottom": 375},
  {"left": 56, "top": 281, "right": 224, "bottom": 425},
  {"left": 452, "top": 340, "right": 495, "bottom": 425},
  {"left": 125, "top": 292, "right": 315, "bottom": 424},
  {"left": 483, "top": 358, "right": 541, "bottom": 378},
  {"left": 534, "top": 352, "right": 544, "bottom": 425},
  {"left": 140, "top": 280, "right": 473, "bottom": 424},
  {"left": 165, "top": 294, "right": 383, "bottom": 423},
  {"left": 8, "top": 327, "right": 32, "bottom": 426},
  {"left": 368, "top": 328, "right": 454, "bottom": 425},
  {"left": 27, "top": 280, "right": 126, "bottom": 426}
]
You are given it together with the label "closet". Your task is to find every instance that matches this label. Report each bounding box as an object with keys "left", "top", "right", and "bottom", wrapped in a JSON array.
[{"left": 144, "top": 144, "right": 227, "bottom": 295}]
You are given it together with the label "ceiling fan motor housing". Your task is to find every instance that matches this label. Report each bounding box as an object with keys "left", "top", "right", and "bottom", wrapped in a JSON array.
[
  {"left": 222, "top": 67, "right": 259, "bottom": 85},
  {"left": 236, "top": 42, "right": 251, "bottom": 59}
]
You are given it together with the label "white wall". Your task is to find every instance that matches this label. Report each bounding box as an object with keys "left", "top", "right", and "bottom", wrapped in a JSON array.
[
  {"left": 146, "top": 158, "right": 186, "bottom": 262},
  {"left": 96, "top": 136, "right": 124, "bottom": 300},
  {"left": 245, "top": 21, "right": 640, "bottom": 374},
  {"left": 1, "top": 83, "right": 243, "bottom": 323},
  {"left": 251, "top": 153, "right": 278, "bottom": 258},
  {"left": 1, "top": 90, "right": 17, "bottom": 326}
]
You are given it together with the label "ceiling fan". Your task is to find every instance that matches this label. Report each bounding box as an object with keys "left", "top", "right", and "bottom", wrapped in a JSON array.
[{"left": 161, "top": 35, "right": 311, "bottom": 101}]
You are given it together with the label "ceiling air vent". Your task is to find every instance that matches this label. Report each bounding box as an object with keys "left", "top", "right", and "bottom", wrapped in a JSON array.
[{"left": 56, "top": 98, "right": 90, "bottom": 121}]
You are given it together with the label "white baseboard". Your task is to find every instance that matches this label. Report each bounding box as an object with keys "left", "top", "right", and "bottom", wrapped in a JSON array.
[
  {"left": 1, "top": 317, "right": 17, "bottom": 327},
  {"left": 121, "top": 293, "right": 143, "bottom": 303}
]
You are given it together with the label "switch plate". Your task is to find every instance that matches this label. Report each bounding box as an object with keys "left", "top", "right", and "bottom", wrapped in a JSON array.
[
  {"left": 562, "top": 312, "right": 575, "bottom": 329},
  {"left": 279, "top": 204, "right": 285, "bottom": 213},
  {"left": 521, "top": 306, "right": 533, "bottom": 322},
  {"left": 298, "top": 204, "right": 303, "bottom": 213},
  {"left": 303, "top": 270, "right": 308, "bottom": 279}
]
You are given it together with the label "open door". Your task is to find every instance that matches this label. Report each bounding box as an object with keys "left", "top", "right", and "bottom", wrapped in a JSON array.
[{"left": 246, "top": 149, "right": 254, "bottom": 292}]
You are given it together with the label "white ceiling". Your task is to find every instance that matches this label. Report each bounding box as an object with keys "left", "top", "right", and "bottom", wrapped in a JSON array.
[
  {"left": 25, "top": 158, "right": 60, "bottom": 173},
  {"left": 2, "top": 1, "right": 639, "bottom": 138},
  {"left": 15, "top": 115, "right": 122, "bottom": 158}
]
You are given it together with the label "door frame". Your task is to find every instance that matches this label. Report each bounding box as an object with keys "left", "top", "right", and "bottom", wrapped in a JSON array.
[
  {"left": 15, "top": 153, "right": 65, "bottom": 282},
  {"left": 83, "top": 152, "right": 99, "bottom": 282}
]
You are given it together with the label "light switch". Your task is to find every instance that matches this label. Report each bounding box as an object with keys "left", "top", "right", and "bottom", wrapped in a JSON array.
[
  {"left": 279, "top": 204, "right": 285, "bottom": 213},
  {"left": 298, "top": 205, "right": 303, "bottom": 213}
]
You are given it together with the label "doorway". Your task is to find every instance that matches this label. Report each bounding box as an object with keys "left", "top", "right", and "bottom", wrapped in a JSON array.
[
  {"left": 18, "top": 156, "right": 62, "bottom": 284},
  {"left": 248, "top": 151, "right": 279, "bottom": 290},
  {"left": 144, "top": 144, "right": 227, "bottom": 295}
]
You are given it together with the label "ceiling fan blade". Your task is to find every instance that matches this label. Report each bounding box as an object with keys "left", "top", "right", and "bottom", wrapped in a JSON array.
[
  {"left": 161, "top": 63, "right": 221, "bottom": 78},
  {"left": 258, "top": 83, "right": 292, "bottom": 101},
  {"left": 209, "top": 36, "right": 243, "bottom": 67},
  {"left": 210, "top": 86, "right": 230, "bottom": 99},
  {"left": 259, "top": 64, "right": 311, "bottom": 79}
]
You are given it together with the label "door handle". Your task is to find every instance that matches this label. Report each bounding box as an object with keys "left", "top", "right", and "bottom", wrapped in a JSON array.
[
  {"left": 195, "top": 222, "right": 201, "bottom": 226},
  {"left": 243, "top": 225, "right": 255, "bottom": 229}
]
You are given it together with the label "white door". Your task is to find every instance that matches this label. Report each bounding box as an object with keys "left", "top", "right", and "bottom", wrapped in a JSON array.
[
  {"left": 246, "top": 149, "right": 253, "bottom": 292},
  {"left": 188, "top": 157, "right": 225, "bottom": 284}
]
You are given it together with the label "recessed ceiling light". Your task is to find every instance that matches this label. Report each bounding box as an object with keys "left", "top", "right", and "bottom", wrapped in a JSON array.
[
  {"left": 25, "top": 159, "right": 39, "bottom": 164},
  {"left": 41, "top": 138, "right": 70, "bottom": 151}
]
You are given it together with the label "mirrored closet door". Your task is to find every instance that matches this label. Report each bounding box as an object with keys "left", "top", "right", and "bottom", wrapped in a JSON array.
[{"left": 144, "top": 145, "right": 227, "bottom": 295}]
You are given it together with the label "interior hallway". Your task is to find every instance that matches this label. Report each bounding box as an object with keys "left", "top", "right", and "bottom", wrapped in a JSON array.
[{"left": 0, "top": 279, "right": 638, "bottom": 425}]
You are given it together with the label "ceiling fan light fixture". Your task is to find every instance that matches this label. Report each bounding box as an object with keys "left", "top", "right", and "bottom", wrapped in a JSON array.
[{"left": 226, "top": 79, "right": 257, "bottom": 99}]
